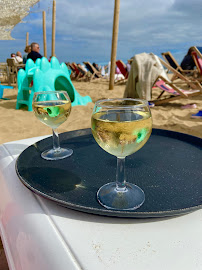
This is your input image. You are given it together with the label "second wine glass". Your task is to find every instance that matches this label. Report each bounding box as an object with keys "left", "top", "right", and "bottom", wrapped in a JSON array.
[
  {"left": 91, "top": 98, "right": 152, "bottom": 210},
  {"left": 32, "top": 90, "right": 73, "bottom": 160}
]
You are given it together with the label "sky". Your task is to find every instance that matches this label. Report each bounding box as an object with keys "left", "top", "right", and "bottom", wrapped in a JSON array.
[{"left": 1, "top": 0, "right": 202, "bottom": 65}]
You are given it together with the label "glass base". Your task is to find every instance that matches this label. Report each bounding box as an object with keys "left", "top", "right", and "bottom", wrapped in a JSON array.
[
  {"left": 41, "top": 147, "right": 73, "bottom": 160},
  {"left": 97, "top": 182, "right": 145, "bottom": 210}
]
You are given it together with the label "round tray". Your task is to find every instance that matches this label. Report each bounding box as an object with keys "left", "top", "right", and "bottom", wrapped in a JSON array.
[{"left": 16, "top": 128, "right": 202, "bottom": 218}]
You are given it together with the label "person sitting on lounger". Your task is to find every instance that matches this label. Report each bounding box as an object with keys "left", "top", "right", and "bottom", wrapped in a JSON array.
[
  {"left": 180, "top": 47, "right": 196, "bottom": 70},
  {"left": 15, "top": 51, "right": 23, "bottom": 64},
  {"left": 92, "top": 63, "right": 100, "bottom": 71}
]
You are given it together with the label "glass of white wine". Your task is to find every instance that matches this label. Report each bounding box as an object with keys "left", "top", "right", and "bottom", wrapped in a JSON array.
[
  {"left": 91, "top": 98, "right": 152, "bottom": 210},
  {"left": 32, "top": 91, "right": 73, "bottom": 160}
]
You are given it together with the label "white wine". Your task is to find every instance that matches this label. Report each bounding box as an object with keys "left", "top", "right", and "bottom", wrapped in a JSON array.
[
  {"left": 91, "top": 110, "right": 152, "bottom": 157},
  {"left": 33, "top": 100, "right": 71, "bottom": 129}
]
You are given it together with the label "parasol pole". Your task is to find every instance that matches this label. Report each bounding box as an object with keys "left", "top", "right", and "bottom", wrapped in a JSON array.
[
  {"left": 51, "top": 0, "right": 56, "bottom": 57},
  {"left": 26, "top": 32, "right": 29, "bottom": 46},
  {"left": 109, "top": 0, "right": 120, "bottom": 90},
  {"left": 43, "top": 11, "right": 47, "bottom": 58}
]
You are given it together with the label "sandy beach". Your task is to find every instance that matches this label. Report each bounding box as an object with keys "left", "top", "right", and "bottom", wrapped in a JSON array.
[
  {"left": 0, "top": 79, "right": 202, "bottom": 144},
  {"left": 0, "top": 78, "right": 202, "bottom": 270}
]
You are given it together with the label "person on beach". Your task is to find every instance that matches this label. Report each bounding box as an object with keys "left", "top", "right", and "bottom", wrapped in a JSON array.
[
  {"left": 27, "top": 42, "right": 43, "bottom": 62},
  {"left": 115, "top": 66, "right": 121, "bottom": 74},
  {"left": 180, "top": 47, "right": 196, "bottom": 70},
  {"left": 92, "top": 62, "right": 100, "bottom": 71},
  {"left": 10, "top": 52, "right": 22, "bottom": 64},
  {"left": 126, "top": 60, "right": 131, "bottom": 73},
  {"left": 23, "top": 45, "right": 31, "bottom": 64},
  {"left": 10, "top": 53, "right": 16, "bottom": 59},
  {"left": 15, "top": 51, "right": 23, "bottom": 64}
]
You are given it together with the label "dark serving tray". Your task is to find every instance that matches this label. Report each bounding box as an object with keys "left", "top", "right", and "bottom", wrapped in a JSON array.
[{"left": 15, "top": 128, "right": 202, "bottom": 218}]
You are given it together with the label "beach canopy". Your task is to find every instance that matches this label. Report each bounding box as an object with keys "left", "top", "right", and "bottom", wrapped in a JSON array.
[{"left": 0, "top": 0, "right": 39, "bottom": 40}]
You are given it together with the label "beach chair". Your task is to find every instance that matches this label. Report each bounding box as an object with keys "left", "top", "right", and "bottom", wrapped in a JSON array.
[
  {"left": 161, "top": 52, "right": 197, "bottom": 81},
  {"left": 159, "top": 58, "right": 202, "bottom": 90},
  {"left": 65, "top": 63, "right": 77, "bottom": 80},
  {"left": 72, "top": 62, "right": 89, "bottom": 81},
  {"left": 191, "top": 51, "right": 202, "bottom": 79},
  {"left": 83, "top": 62, "right": 102, "bottom": 82},
  {"left": 192, "top": 46, "right": 202, "bottom": 59},
  {"left": 151, "top": 75, "right": 201, "bottom": 105},
  {"left": 71, "top": 62, "right": 83, "bottom": 79},
  {"left": 115, "top": 60, "right": 128, "bottom": 84},
  {"left": 76, "top": 65, "right": 89, "bottom": 81}
]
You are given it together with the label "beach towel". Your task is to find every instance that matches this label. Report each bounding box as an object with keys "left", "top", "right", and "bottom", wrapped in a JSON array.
[{"left": 124, "top": 53, "right": 164, "bottom": 100}]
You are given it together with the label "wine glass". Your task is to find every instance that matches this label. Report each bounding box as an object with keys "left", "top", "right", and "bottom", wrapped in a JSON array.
[
  {"left": 32, "top": 90, "right": 73, "bottom": 160},
  {"left": 91, "top": 98, "right": 152, "bottom": 210}
]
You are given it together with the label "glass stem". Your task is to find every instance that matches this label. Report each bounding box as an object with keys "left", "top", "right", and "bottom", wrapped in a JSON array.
[
  {"left": 116, "top": 157, "right": 126, "bottom": 191},
  {"left": 52, "top": 129, "right": 60, "bottom": 151}
]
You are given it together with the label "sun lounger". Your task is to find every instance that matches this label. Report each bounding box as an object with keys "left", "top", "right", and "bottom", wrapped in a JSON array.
[
  {"left": 191, "top": 51, "right": 202, "bottom": 80},
  {"left": 71, "top": 62, "right": 84, "bottom": 80},
  {"left": 161, "top": 51, "right": 197, "bottom": 81},
  {"left": 76, "top": 65, "right": 89, "bottom": 81},
  {"left": 115, "top": 60, "right": 128, "bottom": 84},
  {"left": 83, "top": 62, "right": 102, "bottom": 82},
  {"left": 65, "top": 63, "right": 77, "bottom": 80},
  {"left": 159, "top": 58, "right": 202, "bottom": 90},
  {"left": 124, "top": 53, "right": 202, "bottom": 105},
  {"left": 72, "top": 62, "right": 89, "bottom": 81},
  {"left": 192, "top": 46, "right": 202, "bottom": 59},
  {"left": 151, "top": 75, "right": 201, "bottom": 105}
]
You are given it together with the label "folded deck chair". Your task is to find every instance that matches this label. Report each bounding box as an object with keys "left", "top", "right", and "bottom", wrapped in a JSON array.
[
  {"left": 83, "top": 62, "right": 102, "bottom": 82},
  {"left": 151, "top": 75, "right": 201, "bottom": 105},
  {"left": 161, "top": 51, "right": 197, "bottom": 81},
  {"left": 115, "top": 60, "right": 128, "bottom": 84}
]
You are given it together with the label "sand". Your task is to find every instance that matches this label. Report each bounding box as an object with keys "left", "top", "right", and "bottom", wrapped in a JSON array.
[
  {"left": 0, "top": 79, "right": 201, "bottom": 144},
  {"left": 0, "top": 78, "right": 202, "bottom": 270}
]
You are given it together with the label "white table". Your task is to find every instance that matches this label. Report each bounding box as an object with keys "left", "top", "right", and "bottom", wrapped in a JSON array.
[{"left": 0, "top": 135, "right": 202, "bottom": 270}]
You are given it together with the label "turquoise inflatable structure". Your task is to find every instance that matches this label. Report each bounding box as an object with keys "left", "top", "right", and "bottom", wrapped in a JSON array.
[{"left": 16, "top": 57, "right": 92, "bottom": 111}]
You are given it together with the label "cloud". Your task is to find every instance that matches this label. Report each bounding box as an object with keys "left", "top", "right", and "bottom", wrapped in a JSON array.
[{"left": 0, "top": 0, "right": 202, "bottom": 63}]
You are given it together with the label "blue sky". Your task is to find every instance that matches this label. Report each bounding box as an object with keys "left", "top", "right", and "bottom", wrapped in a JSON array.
[{"left": 1, "top": 0, "right": 202, "bottom": 65}]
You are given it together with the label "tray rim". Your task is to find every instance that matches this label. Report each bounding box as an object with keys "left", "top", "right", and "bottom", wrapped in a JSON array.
[{"left": 15, "top": 128, "right": 202, "bottom": 218}]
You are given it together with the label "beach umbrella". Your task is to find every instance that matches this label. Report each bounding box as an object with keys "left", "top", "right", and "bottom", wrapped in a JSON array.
[
  {"left": 109, "top": 0, "right": 120, "bottom": 90},
  {"left": 0, "top": 0, "right": 39, "bottom": 40}
]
